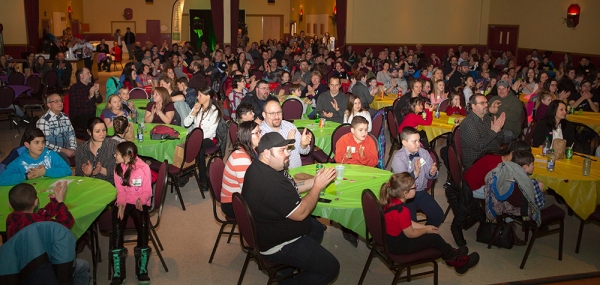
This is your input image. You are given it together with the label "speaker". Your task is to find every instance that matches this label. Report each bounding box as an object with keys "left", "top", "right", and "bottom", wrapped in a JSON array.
[
  {"left": 268, "top": 0, "right": 275, "bottom": 3},
  {"left": 146, "top": 0, "right": 153, "bottom": 3}
]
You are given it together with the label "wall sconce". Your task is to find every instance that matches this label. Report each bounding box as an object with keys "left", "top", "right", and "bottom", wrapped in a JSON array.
[
  {"left": 330, "top": 6, "right": 337, "bottom": 26},
  {"left": 565, "top": 4, "right": 580, "bottom": 29},
  {"left": 299, "top": 9, "right": 303, "bottom": 22},
  {"left": 334, "top": 6, "right": 337, "bottom": 15},
  {"left": 68, "top": 6, "right": 72, "bottom": 20}
]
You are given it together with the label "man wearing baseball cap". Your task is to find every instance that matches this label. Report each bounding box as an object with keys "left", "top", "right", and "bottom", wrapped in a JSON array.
[
  {"left": 242, "top": 132, "right": 340, "bottom": 284},
  {"left": 488, "top": 79, "right": 523, "bottom": 139},
  {"left": 448, "top": 60, "right": 470, "bottom": 92}
]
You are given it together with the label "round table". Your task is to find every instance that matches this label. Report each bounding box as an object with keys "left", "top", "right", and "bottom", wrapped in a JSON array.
[
  {"left": 96, "top": 99, "right": 149, "bottom": 119},
  {"left": 288, "top": 164, "right": 392, "bottom": 238},
  {"left": 0, "top": 176, "right": 116, "bottom": 239},
  {"left": 567, "top": 111, "right": 600, "bottom": 134},
  {"left": 7, "top": 85, "right": 33, "bottom": 98},
  {"left": 531, "top": 148, "right": 600, "bottom": 220},
  {"left": 292, "top": 119, "right": 341, "bottom": 155},
  {"left": 418, "top": 113, "right": 463, "bottom": 142},
  {"left": 107, "top": 123, "right": 188, "bottom": 164},
  {"left": 370, "top": 94, "right": 398, "bottom": 110}
]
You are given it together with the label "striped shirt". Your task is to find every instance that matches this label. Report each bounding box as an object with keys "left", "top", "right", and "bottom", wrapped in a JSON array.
[
  {"left": 260, "top": 120, "right": 310, "bottom": 169},
  {"left": 36, "top": 110, "right": 77, "bottom": 152},
  {"left": 75, "top": 138, "right": 119, "bottom": 185},
  {"left": 221, "top": 149, "right": 252, "bottom": 203}
]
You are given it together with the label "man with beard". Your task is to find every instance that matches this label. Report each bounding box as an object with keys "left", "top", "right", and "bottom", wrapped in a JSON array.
[
  {"left": 260, "top": 100, "right": 311, "bottom": 169},
  {"left": 68, "top": 68, "right": 102, "bottom": 138},
  {"left": 242, "top": 132, "right": 340, "bottom": 285}
]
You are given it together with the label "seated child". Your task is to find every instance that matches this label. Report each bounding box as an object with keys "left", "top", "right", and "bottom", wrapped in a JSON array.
[
  {"left": 172, "top": 77, "right": 197, "bottom": 110},
  {"left": 512, "top": 150, "right": 546, "bottom": 210},
  {"left": 334, "top": 116, "right": 378, "bottom": 167},
  {"left": 381, "top": 172, "right": 480, "bottom": 274},
  {"left": 390, "top": 127, "right": 444, "bottom": 226},
  {"left": 0, "top": 128, "right": 72, "bottom": 186},
  {"left": 117, "top": 87, "right": 136, "bottom": 115},
  {"left": 110, "top": 116, "right": 129, "bottom": 143},
  {"left": 291, "top": 84, "right": 312, "bottom": 117},
  {"left": 398, "top": 97, "right": 433, "bottom": 134},
  {"left": 101, "top": 94, "right": 129, "bottom": 128},
  {"left": 445, "top": 92, "right": 466, "bottom": 116},
  {"left": 534, "top": 91, "right": 553, "bottom": 121},
  {"left": 6, "top": 182, "right": 90, "bottom": 285}
]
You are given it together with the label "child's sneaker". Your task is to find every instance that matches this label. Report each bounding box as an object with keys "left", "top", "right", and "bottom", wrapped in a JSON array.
[{"left": 446, "top": 252, "right": 480, "bottom": 274}]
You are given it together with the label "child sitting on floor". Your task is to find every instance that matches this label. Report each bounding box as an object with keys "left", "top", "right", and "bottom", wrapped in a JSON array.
[
  {"left": 6, "top": 182, "right": 90, "bottom": 284},
  {"left": 0, "top": 128, "right": 72, "bottom": 186},
  {"left": 380, "top": 172, "right": 480, "bottom": 274},
  {"left": 334, "top": 116, "right": 378, "bottom": 167}
]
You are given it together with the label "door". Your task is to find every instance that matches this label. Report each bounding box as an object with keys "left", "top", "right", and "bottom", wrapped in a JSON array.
[
  {"left": 487, "top": 25, "right": 519, "bottom": 59},
  {"left": 70, "top": 20, "right": 80, "bottom": 36},
  {"left": 262, "top": 16, "right": 281, "bottom": 41},
  {"left": 146, "top": 20, "right": 161, "bottom": 47}
]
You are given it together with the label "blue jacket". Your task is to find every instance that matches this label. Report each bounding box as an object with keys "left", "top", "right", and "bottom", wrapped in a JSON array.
[{"left": 0, "top": 147, "right": 72, "bottom": 186}]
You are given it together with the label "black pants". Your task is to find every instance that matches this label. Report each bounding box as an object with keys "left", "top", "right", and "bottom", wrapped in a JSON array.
[
  {"left": 387, "top": 232, "right": 453, "bottom": 260},
  {"left": 112, "top": 204, "right": 150, "bottom": 249},
  {"left": 221, "top": 202, "right": 234, "bottom": 218},
  {"left": 197, "top": 138, "right": 215, "bottom": 183}
]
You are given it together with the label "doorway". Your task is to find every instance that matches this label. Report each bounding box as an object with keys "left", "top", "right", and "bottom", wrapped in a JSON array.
[
  {"left": 246, "top": 15, "right": 284, "bottom": 42},
  {"left": 189, "top": 10, "right": 246, "bottom": 53},
  {"left": 146, "top": 20, "right": 161, "bottom": 48},
  {"left": 487, "top": 25, "right": 519, "bottom": 59}
]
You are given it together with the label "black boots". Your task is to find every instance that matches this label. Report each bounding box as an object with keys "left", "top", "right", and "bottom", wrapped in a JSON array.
[
  {"left": 135, "top": 246, "right": 152, "bottom": 284},
  {"left": 444, "top": 246, "right": 480, "bottom": 274},
  {"left": 110, "top": 248, "right": 128, "bottom": 285}
]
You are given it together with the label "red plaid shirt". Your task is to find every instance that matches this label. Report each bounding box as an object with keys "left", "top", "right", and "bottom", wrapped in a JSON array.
[
  {"left": 68, "top": 81, "right": 103, "bottom": 118},
  {"left": 5, "top": 199, "right": 74, "bottom": 240}
]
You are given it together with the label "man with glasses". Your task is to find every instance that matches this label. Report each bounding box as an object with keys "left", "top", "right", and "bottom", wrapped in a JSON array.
[
  {"left": 316, "top": 77, "right": 348, "bottom": 124},
  {"left": 241, "top": 80, "right": 278, "bottom": 121},
  {"left": 460, "top": 93, "right": 506, "bottom": 169},
  {"left": 36, "top": 93, "right": 77, "bottom": 165},
  {"left": 292, "top": 60, "right": 311, "bottom": 90},
  {"left": 489, "top": 79, "right": 522, "bottom": 139},
  {"left": 260, "top": 100, "right": 312, "bottom": 169}
]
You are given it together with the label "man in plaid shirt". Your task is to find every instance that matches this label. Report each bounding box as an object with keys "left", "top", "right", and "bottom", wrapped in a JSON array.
[
  {"left": 36, "top": 93, "right": 77, "bottom": 165},
  {"left": 68, "top": 68, "right": 102, "bottom": 138}
]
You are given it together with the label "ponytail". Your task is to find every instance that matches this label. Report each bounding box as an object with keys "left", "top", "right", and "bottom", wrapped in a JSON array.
[{"left": 379, "top": 172, "right": 415, "bottom": 207}]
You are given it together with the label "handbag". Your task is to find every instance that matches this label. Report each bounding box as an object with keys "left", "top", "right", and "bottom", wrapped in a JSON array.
[
  {"left": 150, "top": 125, "right": 179, "bottom": 140},
  {"left": 476, "top": 221, "right": 514, "bottom": 249}
]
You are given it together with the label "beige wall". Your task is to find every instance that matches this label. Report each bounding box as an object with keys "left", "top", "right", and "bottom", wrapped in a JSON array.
[
  {"left": 347, "top": 0, "right": 490, "bottom": 45},
  {"left": 39, "top": 0, "right": 84, "bottom": 34},
  {"left": 1, "top": 0, "right": 28, "bottom": 45},
  {"left": 241, "top": 0, "right": 289, "bottom": 42},
  {"left": 489, "top": 0, "right": 600, "bottom": 55},
  {"left": 82, "top": 0, "right": 178, "bottom": 34},
  {"left": 290, "top": 0, "right": 337, "bottom": 37}
]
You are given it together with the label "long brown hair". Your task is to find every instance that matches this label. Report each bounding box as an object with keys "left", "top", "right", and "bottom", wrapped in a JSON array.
[
  {"left": 115, "top": 141, "right": 138, "bottom": 187},
  {"left": 379, "top": 172, "right": 415, "bottom": 207},
  {"left": 153, "top": 87, "right": 172, "bottom": 111},
  {"left": 345, "top": 94, "right": 365, "bottom": 121}
]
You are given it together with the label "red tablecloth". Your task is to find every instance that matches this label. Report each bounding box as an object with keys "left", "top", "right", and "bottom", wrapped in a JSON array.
[{"left": 7, "top": 85, "right": 33, "bottom": 98}]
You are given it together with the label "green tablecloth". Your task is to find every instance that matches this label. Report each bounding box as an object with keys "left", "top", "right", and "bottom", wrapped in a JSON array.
[
  {"left": 292, "top": 119, "right": 341, "bottom": 155},
  {"left": 288, "top": 164, "right": 392, "bottom": 238},
  {"left": 96, "top": 99, "right": 150, "bottom": 119},
  {"left": 107, "top": 123, "right": 188, "bottom": 164},
  {"left": 0, "top": 176, "right": 116, "bottom": 239},
  {"left": 281, "top": 96, "right": 314, "bottom": 119}
]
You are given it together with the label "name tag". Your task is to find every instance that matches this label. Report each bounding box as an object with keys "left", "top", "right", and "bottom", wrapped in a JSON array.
[
  {"left": 346, "top": 146, "right": 356, "bottom": 153},
  {"left": 132, "top": 178, "right": 142, "bottom": 187}
]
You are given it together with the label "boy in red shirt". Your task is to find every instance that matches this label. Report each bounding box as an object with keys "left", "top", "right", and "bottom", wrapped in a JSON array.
[{"left": 334, "top": 116, "right": 378, "bottom": 167}]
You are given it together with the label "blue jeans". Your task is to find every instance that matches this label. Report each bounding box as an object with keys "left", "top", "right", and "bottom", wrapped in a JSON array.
[
  {"left": 0, "top": 105, "right": 25, "bottom": 117},
  {"left": 73, "top": 258, "right": 90, "bottom": 285},
  {"left": 262, "top": 218, "right": 339, "bottom": 285},
  {"left": 405, "top": 190, "right": 445, "bottom": 227}
]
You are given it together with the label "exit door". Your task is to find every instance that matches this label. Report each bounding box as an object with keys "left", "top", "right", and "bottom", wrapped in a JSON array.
[{"left": 487, "top": 25, "right": 519, "bottom": 59}]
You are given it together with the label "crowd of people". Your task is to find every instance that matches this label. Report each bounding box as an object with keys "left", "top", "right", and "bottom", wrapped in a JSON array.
[{"left": 1, "top": 29, "right": 600, "bottom": 284}]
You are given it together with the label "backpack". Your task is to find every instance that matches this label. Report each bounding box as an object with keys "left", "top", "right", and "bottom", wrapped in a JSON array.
[
  {"left": 150, "top": 125, "right": 179, "bottom": 140},
  {"left": 105, "top": 76, "right": 122, "bottom": 99},
  {"left": 215, "top": 118, "right": 228, "bottom": 155}
]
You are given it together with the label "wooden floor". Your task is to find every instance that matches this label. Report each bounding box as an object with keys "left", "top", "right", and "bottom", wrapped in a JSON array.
[{"left": 493, "top": 271, "right": 600, "bottom": 285}]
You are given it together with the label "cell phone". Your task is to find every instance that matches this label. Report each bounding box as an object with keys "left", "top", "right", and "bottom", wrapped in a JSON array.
[{"left": 318, "top": 198, "right": 332, "bottom": 203}]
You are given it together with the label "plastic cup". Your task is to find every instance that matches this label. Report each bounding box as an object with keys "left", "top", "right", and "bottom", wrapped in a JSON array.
[{"left": 335, "top": 165, "right": 345, "bottom": 180}]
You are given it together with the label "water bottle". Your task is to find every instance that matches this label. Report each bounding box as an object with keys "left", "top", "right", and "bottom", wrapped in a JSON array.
[
  {"left": 547, "top": 149, "right": 555, "bottom": 172},
  {"left": 542, "top": 136, "right": 551, "bottom": 156},
  {"left": 582, "top": 156, "right": 591, "bottom": 176},
  {"left": 137, "top": 124, "right": 144, "bottom": 142}
]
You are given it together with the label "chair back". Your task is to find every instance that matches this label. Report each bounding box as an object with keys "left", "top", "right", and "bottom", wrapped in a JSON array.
[
  {"left": 223, "top": 97, "right": 233, "bottom": 121},
  {"left": 8, "top": 72, "right": 25, "bottom": 85},
  {"left": 452, "top": 125, "right": 464, "bottom": 164},
  {"left": 426, "top": 149, "right": 440, "bottom": 191},
  {"left": 438, "top": 98, "right": 450, "bottom": 112},
  {"left": 44, "top": 70, "right": 59, "bottom": 93},
  {"left": 447, "top": 145, "right": 463, "bottom": 185},
  {"left": 252, "top": 70, "right": 263, "bottom": 80},
  {"left": 298, "top": 127, "right": 315, "bottom": 165},
  {"left": 368, "top": 133, "right": 379, "bottom": 153},
  {"left": 392, "top": 98, "right": 401, "bottom": 112},
  {"left": 386, "top": 109, "right": 399, "bottom": 144},
  {"left": 329, "top": 123, "right": 352, "bottom": 157},
  {"left": 25, "top": 75, "right": 42, "bottom": 95},
  {"left": 129, "top": 87, "right": 148, "bottom": 99},
  {"left": 361, "top": 189, "right": 388, "bottom": 253},
  {"left": 183, "top": 128, "right": 204, "bottom": 166},
  {"left": 228, "top": 120, "right": 238, "bottom": 146},
  {"left": 523, "top": 121, "right": 536, "bottom": 146},
  {"left": 208, "top": 156, "right": 226, "bottom": 204},
  {"left": 152, "top": 161, "right": 168, "bottom": 228},
  {"left": 0, "top": 87, "right": 16, "bottom": 108},
  {"left": 204, "top": 75, "right": 212, "bottom": 89},
  {"left": 370, "top": 112, "right": 383, "bottom": 137},
  {"left": 282, "top": 98, "right": 303, "bottom": 120},
  {"left": 232, "top": 193, "right": 257, "bottom": 250}
]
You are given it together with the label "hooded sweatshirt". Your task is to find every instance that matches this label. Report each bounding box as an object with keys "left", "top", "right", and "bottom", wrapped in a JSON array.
[
  {"left": 0, "top": 148, "right": 72, "bottom": 186},
  {"left": 114, "top": 157, "right": 153, "bottom": 207}
]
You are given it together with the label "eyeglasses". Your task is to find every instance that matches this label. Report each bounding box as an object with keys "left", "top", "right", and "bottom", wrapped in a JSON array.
[
  {"left": 475, "top": 101, "right": 488, "bottom": 105},
  {"left": 266, "top": 111, "right": 282, "bottom": 117},
  {"left": 48, "top": 99, "right": 64, "bottom": 103}
]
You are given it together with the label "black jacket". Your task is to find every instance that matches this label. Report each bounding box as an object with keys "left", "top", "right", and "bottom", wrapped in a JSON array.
[{"left": 532, "top": 118, "right": 575, "bottom": 147}]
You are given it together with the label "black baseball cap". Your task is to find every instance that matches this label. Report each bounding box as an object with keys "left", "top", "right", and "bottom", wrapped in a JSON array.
[{"left": 257, "top": 132, "right": 295, "bottom": 153}]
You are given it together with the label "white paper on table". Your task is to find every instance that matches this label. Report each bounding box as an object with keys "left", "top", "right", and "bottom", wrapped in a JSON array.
[{"left": 50, "top": 179, "right": 74, "bottom": 188}]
